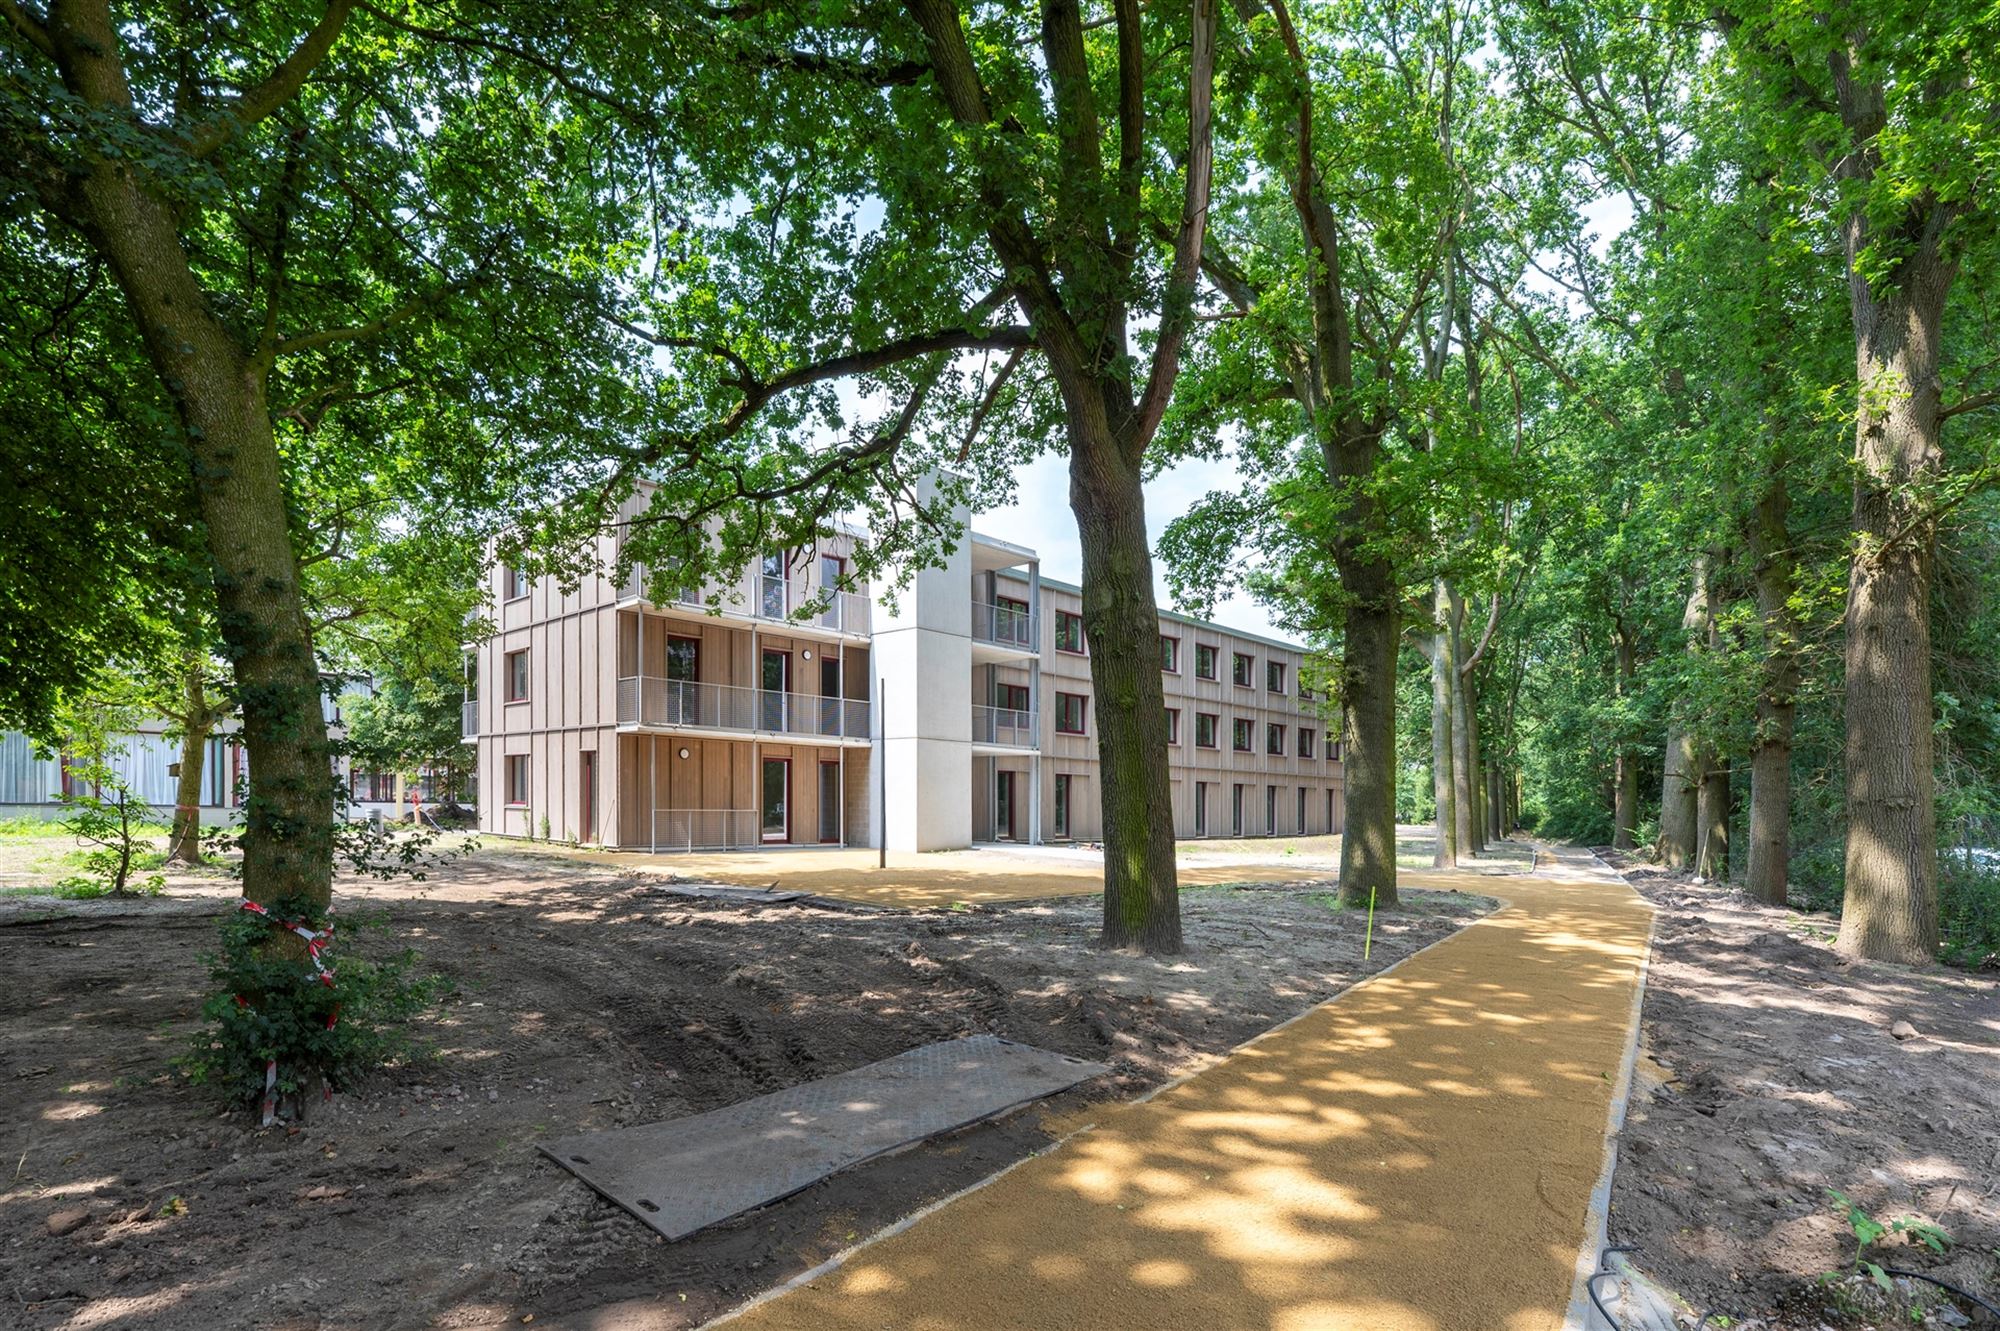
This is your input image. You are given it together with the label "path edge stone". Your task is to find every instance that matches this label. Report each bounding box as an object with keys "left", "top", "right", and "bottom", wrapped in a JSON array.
[{"left": 1560, "top": 845, "right": 1663, "bottom": 1331}]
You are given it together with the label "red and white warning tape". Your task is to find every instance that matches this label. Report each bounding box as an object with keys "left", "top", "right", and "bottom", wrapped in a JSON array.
[{"left": 236, "top": 900, "right": 340, "bottom": 1126}]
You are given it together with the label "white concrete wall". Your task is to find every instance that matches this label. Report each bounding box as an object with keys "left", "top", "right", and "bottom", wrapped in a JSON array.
[{"left": 871, "top": 473, "right": 973, "bottom": 851}]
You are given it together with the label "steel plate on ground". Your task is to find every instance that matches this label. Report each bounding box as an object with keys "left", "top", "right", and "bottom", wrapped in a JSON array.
[{"left": 538, "top": 1034, "right": 1108, "bottom": 1240}]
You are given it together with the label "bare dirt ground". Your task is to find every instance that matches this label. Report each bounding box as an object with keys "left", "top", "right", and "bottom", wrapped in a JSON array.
[
  {"left": 1, "top": 844, "right": 1492, "bottom": 1331},
  {"left": 1599, "top": 850, "right": 2000, "bottom": 1329}
]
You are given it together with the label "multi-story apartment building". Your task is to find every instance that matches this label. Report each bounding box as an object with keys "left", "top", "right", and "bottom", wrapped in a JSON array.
[{"left": 468, "top": 480, "right": 1344, "bottom": 851}]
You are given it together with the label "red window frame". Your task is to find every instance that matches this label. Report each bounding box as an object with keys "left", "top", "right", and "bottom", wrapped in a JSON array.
[{"left": 1055, "top": 692, "right": 1088, "bottom": 734}]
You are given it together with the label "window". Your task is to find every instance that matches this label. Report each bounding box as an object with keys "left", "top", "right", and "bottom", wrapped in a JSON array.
[
  {"left": 1266, "top": 784, "right": 1278, "bottom": 835},
  {"left": 1056, "top": 610, "right": 1087, "bottom": 653},
  {"left": 1266, "top": 723, "right": 1285, "bottom": 756},
  {"left": 1054, "top": 774, "right": 1071, "bottom": 838},
  {"left": 1196, "top": 712, "right": 1218, "bottom": 748},
  {"left": 505, "top": 754, "right": 529, "bottom": 806},
  {"left": 1056, "top": 692, "right": 1087, "bottom": 734},
  {"left": 1327, "top": 788, "right": 1336, "bottom": 829},
  {"left": 1232, "top": 652, "right": 1254, "bottom": 686},
  {"left": 1299, "top": 729, "right": 1315, "bottom": 758},
  {"left": 1330, "top": 739, "right": 1342, "bottom": 761},
  {"left": 1298, "top": 786, "right": 1308, "bottom": 834},
  {"left": 505, "top": 649, "right": 530, "bottom": 702},
  {"left": 666, "top": 636, "right": 699, "bottom": 681},
  {"left": 1160, "top": 636, "right": 1180, "bottom": 673},
  {"left": 1232, "top": 718, "right": 1251, "bottom": 752},
  {"left": 1195, "top": 782, "right": 1209, "bottom": 836},
  {"left": 1196, "top": 644, "right": 1218, "bottom": 680},
  {"left": 1165, "top": 708, "right": 1181, "bottom": 744},
  {"left": 1231, "top": 783, "right": 1244, "bottom": 836},
  {"left": 996, "top": 682, "right": 1031, "bottom": 713},
  {"left": 820, "top": 552, "right": 844, "bottom": 591},
  {"left": 504, "top": 566, "right": 529, "bottom": 600},
  {"left": 1268, "top": 660, "right": 1287, "bottom": 694},
  {"left": 760, "top": 551, "right": 788, "bottom": 618},
  {"left": 996, "top": 594, "right": 1031, "bottom": 646},
  {"left": 1300, "top": 681, "right": 1315, "bottom": 701}
]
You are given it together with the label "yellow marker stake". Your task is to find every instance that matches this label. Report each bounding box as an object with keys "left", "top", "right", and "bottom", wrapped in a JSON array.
[{"left": 1364, "top": 885, "right": 1377, "bottom": 960}]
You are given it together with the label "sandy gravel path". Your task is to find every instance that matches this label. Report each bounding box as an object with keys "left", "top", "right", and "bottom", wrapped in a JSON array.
[{"left": 709, "top": 843, "right": 1652, "bottom": 1331}]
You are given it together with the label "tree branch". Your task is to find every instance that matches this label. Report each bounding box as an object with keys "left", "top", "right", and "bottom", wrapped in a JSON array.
[
  {"left": 274, "top": 280, "right": 469, "bottom": 355},
  {"left": 0, "top": 0, "right": 54, "bottom": 58},
  {"left": 1130, "top": 0, "right": 1217, "bottom": 455},
  {"left": 185, "top": 0, "right": 356, "bottom": 159},
  {"left": 1940, "top": 390, "right": 2000, "bottom": 421}
]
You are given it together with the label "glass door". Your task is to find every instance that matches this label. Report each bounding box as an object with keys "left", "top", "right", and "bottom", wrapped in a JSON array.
[
  {"left": 996, "top": 770, "right": 1016, "bottom": 840},
  {"left": 666, "top": 635, "right": 699, "bottom": 725},
  {"left": 761, "top": 649, "right": 789, "bottom": 732},
  {"left": 818, "top": 761, "right": 840, "bottom": 842},
  {"left": 761, "top": 758, "right": 790, "bottom": 842}
]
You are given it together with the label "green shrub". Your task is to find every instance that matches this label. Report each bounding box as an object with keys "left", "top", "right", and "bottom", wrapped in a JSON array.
[
  {"left": 179, "top": 897, "right": 453, "bottom": 1118},
  {"left": 1938, "top": 859, "right": 2000, "bottom": 968}
]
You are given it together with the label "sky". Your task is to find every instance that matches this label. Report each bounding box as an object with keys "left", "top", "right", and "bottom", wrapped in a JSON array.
[
  {"left": 964, "top": 190, "right": 1639, "bottom": 651},
  {"left": 973, "top": 450, "right": 1288, "bottom": 642}
]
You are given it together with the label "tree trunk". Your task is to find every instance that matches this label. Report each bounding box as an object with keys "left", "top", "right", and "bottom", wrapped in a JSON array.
[
  {"left": 1660, "top": 729, "right": 1697, "bottom": 869},
  {"left": 1429, "top": 584, "right": 1457, "bottom": 868},
  {"left": 166, "top": 657, "right": 218, "bottom": 865},
  {"left": 1837, "top": 267, "right": 1949, "bottom": 964},
  {"left": 1746, "top": 472, "right": 1796, "bottom": 905},
  {"left": 1337, "top": 551, "right": 1400, "bottom": 908},
  {"left": 1696, "top": 763, "right": 1729, "bottom": 880},
  {"left": 1446, "top": 587, "right": 1477, "bottom": 858},
  {"left": 167, "top": 722, "right": 209, "bottom": 864},
  {"left": 1070, "top": 434, "right": 1181, "bottom": 953},
  {"left": 51, "top": 6, "right": 336, "bottom": 911},
  {"left": 1462, "top": 687, "right": 1485, "bottom": 853},
  {"left": 1612, "top": 621, "right": 1639, "bottom": 849},
  {"left": 1658, "top": 562, "right": 1706, "bottom": 869}
]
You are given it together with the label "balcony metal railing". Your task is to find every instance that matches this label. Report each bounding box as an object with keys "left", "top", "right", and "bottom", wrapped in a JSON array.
[
  {"left": 616, "top": 677, "right": 870, "bottom": 738},
  {"left": 971, "top": 600, "right": 1037, "bottom": 649},
  {"left": 972, "top": 704, "right": 1039, "bottom": 748},
  {"left": 620, "top": 560, "right": 873, "bottom": 635},
  {"left": 815, "top": 591, "right": 873, "bottom": 635},
  {"left": 461, "top": 700, "right": 478, "bottom": 738},
  {"left": 651, "top": 808, "right": 760, "bottom": 852}
]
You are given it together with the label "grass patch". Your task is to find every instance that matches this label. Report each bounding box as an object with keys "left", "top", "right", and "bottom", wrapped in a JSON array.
[{"left": 0, "top": 879, "right": 127, "bottom": 900}]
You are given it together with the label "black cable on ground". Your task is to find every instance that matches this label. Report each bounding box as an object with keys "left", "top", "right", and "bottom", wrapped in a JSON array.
[
  {"left": 1586, "top": 1244, "right": 1736, "bottom": 1331},
  {"left": 1883, "top": 1268, "right": 2000, "bottom": 1323}
]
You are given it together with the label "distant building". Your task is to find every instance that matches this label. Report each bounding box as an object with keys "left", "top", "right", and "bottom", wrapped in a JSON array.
[
  {"left": 0, "top": 682, "right": 455, "bottom": 823},
  {"left": 467, "top": 480, "right": 1343, "bottom": 850}
]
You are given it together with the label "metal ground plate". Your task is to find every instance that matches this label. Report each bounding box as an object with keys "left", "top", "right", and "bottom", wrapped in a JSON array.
[{"left": 538, "top": 1034, "right": 1108, "bottom": 1240}]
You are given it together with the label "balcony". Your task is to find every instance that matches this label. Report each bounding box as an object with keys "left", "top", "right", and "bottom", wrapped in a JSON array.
[
  {"left": 619, "top": 562, "right": 872, "bottom": 636},
  {"left": 616, "top": 677, "right": 870, "bottom": 740},
  {"left": 814, "top": 590, "right": 874, "bottom": 635},
  {"left": 462, "top": 699, "right": 478, "bottom": 738},
  {"left": 971, "top": 601, "right": 1037, "bottom": 651},
  {"left": 972, "top": 704, "right": 1038, "bottom": 749}
]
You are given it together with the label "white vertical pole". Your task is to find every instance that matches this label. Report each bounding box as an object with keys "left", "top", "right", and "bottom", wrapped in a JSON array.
[
  {"left": 1027, "top": 557, "right": 1043, "bottom": 847},
  {"left": 877, "top": 673, "right": 887, "bottom": 867},
  {"left": 1029, "top": 752, "right": 1041, "bottom": 846}
]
